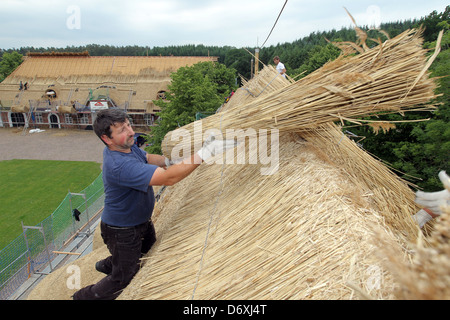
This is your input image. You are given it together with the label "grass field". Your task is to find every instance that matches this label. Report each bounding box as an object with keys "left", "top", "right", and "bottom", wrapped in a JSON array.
[{"left": 0, "top": 160, "right": 102, "bottom": 250}]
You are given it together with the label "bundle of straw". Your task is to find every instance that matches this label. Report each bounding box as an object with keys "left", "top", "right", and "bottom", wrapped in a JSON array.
[
  {"left": 56, "top": 105, "right": 76, "bottom": 114},
  {"left": 219, "top": 65, "right": 293, "bottom": 113},
  {"left": 11, "top": 105, "right": 30, "bottom": 113},
  {"left": 162, "top": 28, "right": 440, "bottom": 158}
]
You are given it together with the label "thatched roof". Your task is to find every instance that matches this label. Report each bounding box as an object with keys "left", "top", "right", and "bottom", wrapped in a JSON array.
[
  {"left": 8, "top": 55, "right": 217, "bottom": 78},
  {"left": 27, "top": 27, "right": 448, "bottom": 300},
  {"left": 120, "top": 132, "right": 408, "bottom": 300}
]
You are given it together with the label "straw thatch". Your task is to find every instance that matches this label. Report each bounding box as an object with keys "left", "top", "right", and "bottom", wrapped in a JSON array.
[
  {"left": 9, "top": 56, "right": 217, "bottom": 79},
  {"left": 118, "top": 132, "right": 400, "bottom": 300},
  {"left": 26, "top": 246, "right": 110, "bottom": 300},
  {"left": 10, "top": 105, "right": 30, "bottom": 113},
  {"left": 27, "top": 51, "right": 90, "bottom": 57},
  {"left": 56, "top": 105, "right": 76, "bottom": 114}
]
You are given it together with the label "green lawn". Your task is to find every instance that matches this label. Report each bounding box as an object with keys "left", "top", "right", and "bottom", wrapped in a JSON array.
[{"left": 0, "top": 160, "right": 102, "bottom": 250}]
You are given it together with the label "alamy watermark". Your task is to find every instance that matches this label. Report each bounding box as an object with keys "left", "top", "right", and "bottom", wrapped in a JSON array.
[
  {"left": 365, "top": 265, "right": 382, "bottom": 291},
  {"left": 366, "top": 5, "right": 381, "bottom": 29},
  {"left": 66, "top": 265, "right": 81, "bottom": 290},
  {"left": 169, "top": 121, "right": 280, "bottom": 176}
]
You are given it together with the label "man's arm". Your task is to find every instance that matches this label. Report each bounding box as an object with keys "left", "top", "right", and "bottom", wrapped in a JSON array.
[
  {"left": 148, "top": 135, "right": 237, "bottom": 187},
  {"left": 149, "top": 153, "right": 202, "bottom": 186}
]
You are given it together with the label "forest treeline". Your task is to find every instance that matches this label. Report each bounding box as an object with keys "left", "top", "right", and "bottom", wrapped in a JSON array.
[{"left": 1, "top": 7, "right": 448, "bottom": 81}]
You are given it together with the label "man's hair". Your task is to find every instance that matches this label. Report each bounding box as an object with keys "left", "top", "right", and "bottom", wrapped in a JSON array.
[
  {"left": 93, "top": 108, "right": 128, "bottom": 145},
  {"left": 273, "top": 56, "right": 280, "bottom": 60}
]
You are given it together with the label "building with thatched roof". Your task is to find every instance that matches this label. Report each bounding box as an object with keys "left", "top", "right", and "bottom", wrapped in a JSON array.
[
  {"left": 0, "top": 52, "right": 217, "bottom": 130},
  {"left": 26, "top": 28, "right": 449, "bottom": 301}
]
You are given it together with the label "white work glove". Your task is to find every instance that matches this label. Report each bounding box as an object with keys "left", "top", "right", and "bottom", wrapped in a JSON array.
[
  {"left": 164, "top": 157, "right": 174, "bottom": 168},
  {"left": 413, "top": 209, "right": 435, "bottom": 228},
  {"left": 197, "top": 134, "right": 237, "bottom": 162},
  {"left": 413, "top": 171, "right": 450, "bottom": 228}
]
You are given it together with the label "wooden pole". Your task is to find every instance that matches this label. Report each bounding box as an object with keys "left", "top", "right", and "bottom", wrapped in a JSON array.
[
  {"left": 53, "top": 251, "right": 82, "bottom": 256},
  {"left": 254, "top": 48, "right": 260, "bottom": 76}
]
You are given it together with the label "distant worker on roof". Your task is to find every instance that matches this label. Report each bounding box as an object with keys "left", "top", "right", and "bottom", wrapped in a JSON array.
[
  {"left": 273, "top": 56, "right": 286, "bottom": 78},
  {"left": 72, "top": 108, "right": 236, "bottom": 300}
]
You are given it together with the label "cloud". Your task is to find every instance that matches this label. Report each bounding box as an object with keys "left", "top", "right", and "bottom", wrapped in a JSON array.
[{"left": 0, "top": 0, "right": 447, "bottom": 49}]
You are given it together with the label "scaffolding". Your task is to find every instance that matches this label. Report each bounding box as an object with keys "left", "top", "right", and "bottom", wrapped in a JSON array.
[{"left": 0, "top": 173, "right": 105, "bottom": 300}]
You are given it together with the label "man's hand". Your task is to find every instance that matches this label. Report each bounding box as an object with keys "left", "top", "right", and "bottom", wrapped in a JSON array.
[
  {"left": 413, "top": 171, "right": 450, "bottom": 228},
  {"left": 415, "top": 189, "right": 450, "bottom": 216},
  {"left": 164, "top": 157, "right": 174, "bottom": 168},
  {"left": 197, "top": 134, "right": 237, "bottom": 162}
]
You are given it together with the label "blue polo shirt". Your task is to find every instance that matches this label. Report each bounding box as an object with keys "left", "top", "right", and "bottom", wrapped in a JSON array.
[{"left": 101, "top": 144, "right": 158, "bottom": 227}]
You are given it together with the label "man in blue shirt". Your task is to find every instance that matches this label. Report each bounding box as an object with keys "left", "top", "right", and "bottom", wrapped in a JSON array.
[{"left": 73, "top": 108, "right": 235, "bottom": 300}]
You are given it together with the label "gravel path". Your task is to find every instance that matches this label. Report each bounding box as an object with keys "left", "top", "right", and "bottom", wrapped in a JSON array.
[{"left": 0, "top": 128, "right": 105, "bottom": 164}]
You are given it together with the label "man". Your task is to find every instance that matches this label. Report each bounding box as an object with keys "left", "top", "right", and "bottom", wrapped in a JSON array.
[
  {"left": 273, "top": 56, "right": 286, "bottom": 78},
  {"left": 73, "top": 108, "right": 235, "bottom": 300}
]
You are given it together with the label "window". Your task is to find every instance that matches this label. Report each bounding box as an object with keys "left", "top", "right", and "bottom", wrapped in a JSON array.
[
  {"left": 65, "top": 114, "right": 73, "bottom": 124},
  {"left": 157, "top": 91, "right": 166, "bottom": 100},
  {"left": 45, "top": 88, "right": 57, "bottom": 99},
  {"left": 34, "top": 112, "right": 43, "bottom": 123},
  {"left": 144, "top": 114, "right": 154, "bottom": 126},
  {"left": 79, "top": 114, "right": 90, "bottom": 124}
]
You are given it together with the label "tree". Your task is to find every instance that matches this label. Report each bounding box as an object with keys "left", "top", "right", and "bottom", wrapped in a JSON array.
[
  {"left": 147, "top": 61, "right": 237, "bottom": 154},
  {"left": 391, "top": 27, "right": 450, "bottom": 190},
  {"left": 416, "top": 6, "right": 450, "bottom": 43},
  {"left": 0, "top": 51, "right": 23, "bottom": 82},
  {"left": 224, "top": 48, "right": 252, "bottom": 82},
  {"left": 291, "top": 43, "right": 342, "bottom": 77}
]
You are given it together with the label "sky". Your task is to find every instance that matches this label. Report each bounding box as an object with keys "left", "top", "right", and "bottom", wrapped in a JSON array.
[{"left": 0, "top": 0, "right": 447, "bottom": 50}]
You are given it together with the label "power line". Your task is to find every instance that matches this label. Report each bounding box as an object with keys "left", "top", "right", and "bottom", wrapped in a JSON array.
[{"left": 260, "top": 0, "right": 288, "bottom": 49}]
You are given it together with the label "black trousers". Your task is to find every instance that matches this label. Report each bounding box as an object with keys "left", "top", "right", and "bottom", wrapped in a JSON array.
[{"left": 73, "top": 220, "right": 156, "bottom": 300}]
